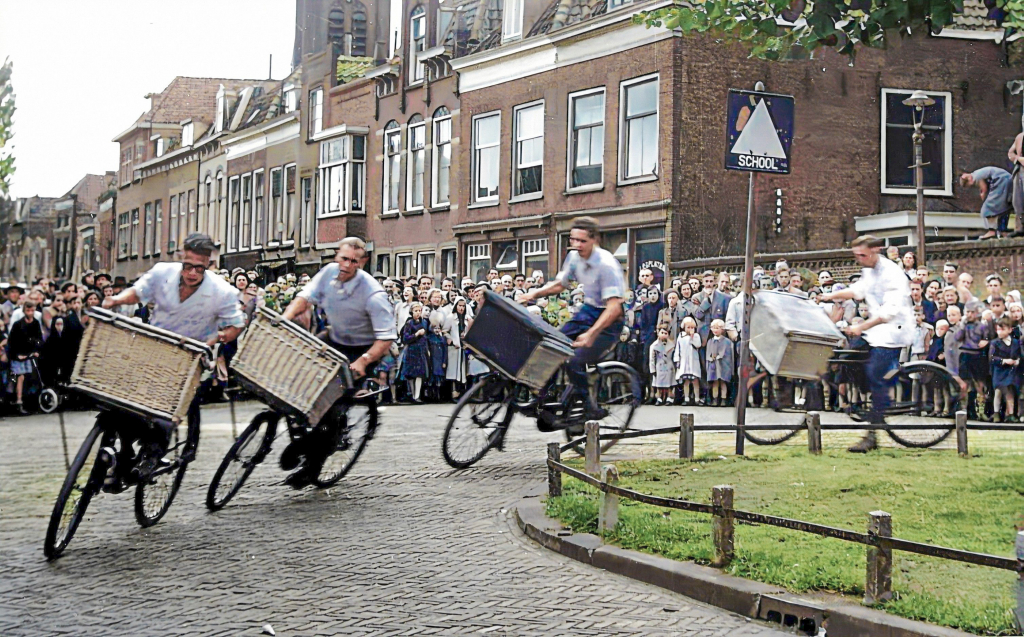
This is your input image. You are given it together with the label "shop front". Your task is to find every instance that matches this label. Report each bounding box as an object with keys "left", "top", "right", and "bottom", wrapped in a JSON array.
[
  {"left": 455, "top": 214, "right": 553, "bottom": 283},
  {"left": 556, "top": 224, "right": 667, "bottom": 289}
]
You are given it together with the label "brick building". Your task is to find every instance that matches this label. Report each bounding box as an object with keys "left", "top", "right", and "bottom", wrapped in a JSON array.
[{"left": 0, "top": 196, "right": 58, "bottom": 283}]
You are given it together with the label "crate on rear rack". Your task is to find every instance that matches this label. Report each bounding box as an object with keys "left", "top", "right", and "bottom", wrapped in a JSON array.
[
  {"left": 231, "top": 307, "right": 352, "bottom": 425},
  {"left": 70, "top": 308, "right": 212, "bottom": 423}
]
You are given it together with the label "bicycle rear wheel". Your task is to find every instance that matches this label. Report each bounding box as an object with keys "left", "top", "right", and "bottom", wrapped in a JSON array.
[
  {"left": 43, "top": 424, "right": 106, "bottom": 560},
  {"left": 135, "top": 423, "right": 189, "bottom": 528},
  {"left": 883, "top": 363, "right": 958, "bottom": 448},
  {"left": 312, "top": 400, "right": 377, "bottom": 488},
  {"left": 206, "top": 411, "right": 279, "bottom": 511},
  {"left": 442, "top": 374, "right": 515, "bottom": 469},
  {"left": 565, "top": 362, "right": 641, "bottom": 455}
]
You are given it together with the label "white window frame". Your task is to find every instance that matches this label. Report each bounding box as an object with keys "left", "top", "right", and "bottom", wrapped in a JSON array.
[
  {"left": 466, "top": 243, "right": 491, "bottom": 278},
  {"left": 215, "top": 172, "right": 225, "bottom": 246},
  {"left": 203, "top": 176, "right": 213, "bottom": 241},
  {"left": 502, "top": 0, "right": 523, "bottom": 41},
  {"left": 396, "top": 252, "right": 414, "bottom": 278},
  {"left": 153, "top": 199, "right": 162, "bottom": 256},
  {"left": 410, "top": 7, "right": 426, "bottom": 84},
  {"left": 880, "top": 88, "right": 953, "bottom": 196},
  {"left": 521, "top": 238, "right": 549, "bottom": 272},
  {"left": 319, "top": 135, "right": 366, "bottom": 218},
  {"left": 566, "top": 87, "right": 606, "bottom": 192},
  {"left": 512, "top": 100, "right": 544, "bottom": 199},
  {"left": 432, "top": 113, "right": 452, "bottom": 207},
  {"left": 130, "top": 209, "right": 140, "bottom": 257},
  {"left": 181, "top": 120, "right": 194, "bottom": 147},
  {"left": 240, "top": 172, "right": 253, "bottom": 250},
  {"left": 418, "top": 251, "right": 435, "bottom": 276},
  {"left": 309, "top": 87, "right": 324, "bottom": 136},
  {"left": 407, "top": 120, "right": 426, "bottom": 211},
  {"left": 253, "top": 170, "right": 265, "bottom": 248},
  {"left": 300, "top": 176, "right": 314, "bottom": 247},
  {"left": 283, "top": 163, "right": 297, "bottom": 244},
  {"left": 383, "top": 127, "right": 402, "bottom": 214},
  {"left": 117, "top": 212, "right": 130, "bottom": 259},
  {"left": 472, "top": 111, "right": 501, "bottom": 204},
  {"left": 143, "top": 202, "right": 153, "bottom": 257},
  {"left": 284, "top": 85, "right": 298, "bottom": 112},
  {"left": 441, "top": 247, "right": 457, "bottom": 277},
  {"left": 168, "top": 194, "right": 179, "bottom": 254},
  {"left": 227, "top": 176, "right": 240, "bottom": 252},
  {"left": 608, "top": 0, "right": 632, "bottom": 10},
  {"left": 618, "top": 73, "right": 660, "bottom": 185}
]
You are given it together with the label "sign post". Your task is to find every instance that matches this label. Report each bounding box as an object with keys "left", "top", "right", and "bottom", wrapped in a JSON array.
[{"left": 725, "top": 85, "right": 794, "bottom": 455}]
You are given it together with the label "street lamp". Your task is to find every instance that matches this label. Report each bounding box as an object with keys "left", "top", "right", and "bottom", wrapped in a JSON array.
[{"left": 902, "top": 90, "right": 935, "bottom": 267}]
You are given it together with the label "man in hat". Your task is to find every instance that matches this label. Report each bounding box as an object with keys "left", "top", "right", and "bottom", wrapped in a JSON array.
[
  {"left": 1, "top": 282, "right": 24, "bottom": 324},
  {"left": 102, "top": 233, "right": 246, "bottom": 482},
  {"left": 279, "top": 237, "right": 396, "bottom": 488},
  {"left": 95, "top": 272, "right": 111, "bottom": 289}
]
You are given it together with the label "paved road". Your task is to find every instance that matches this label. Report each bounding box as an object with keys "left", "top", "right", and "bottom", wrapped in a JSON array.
[{"left": 0, "top": 402, "right": 789, "bottom": 636}]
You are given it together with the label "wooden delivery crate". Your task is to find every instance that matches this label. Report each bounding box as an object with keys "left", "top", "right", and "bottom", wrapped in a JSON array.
[
  {"left": 70, "top": 308, "right": 212, "bottom": 423},
  {"left": 231, "top": 307, "right": 352, "bottom": 425}
]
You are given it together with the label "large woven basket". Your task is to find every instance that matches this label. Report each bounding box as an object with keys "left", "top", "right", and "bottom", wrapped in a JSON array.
[
  {"left": 70, "top": 308, "right": 211, "bottom": 423},
  {"left": 231, "top": 307, "right": 351, "bottom": 425}
]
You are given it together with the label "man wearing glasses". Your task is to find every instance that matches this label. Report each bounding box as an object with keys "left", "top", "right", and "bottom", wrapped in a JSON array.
[
  {"left": 101, "top": 233, "right": 245, "bottom": 485},
  {"left": 104, "top": 233, "right": 245, "bottom": 347}
]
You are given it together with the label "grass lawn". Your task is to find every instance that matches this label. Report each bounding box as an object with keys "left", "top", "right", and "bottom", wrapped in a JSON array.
[{"left": 546, "top": 447, "right": 1024, "bottom": 635}]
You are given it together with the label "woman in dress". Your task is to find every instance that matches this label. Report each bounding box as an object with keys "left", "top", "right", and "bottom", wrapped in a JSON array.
[
  {"left": 445, "top": 296, "right": 469, "bottom": 398},
  {"left": 400, "top": 302, "right": 430, "bottom": 403}
]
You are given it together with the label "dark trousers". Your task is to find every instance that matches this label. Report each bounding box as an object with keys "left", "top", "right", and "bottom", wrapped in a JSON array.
[
  {"left": 559, "top": 304, "right": 623, "bottom": 403},
  {"left": 866, "top": 346, "right": 902, "bottom": 424},
  {"left": 316, "top": 331, "right": 372, "bottom": 366}
]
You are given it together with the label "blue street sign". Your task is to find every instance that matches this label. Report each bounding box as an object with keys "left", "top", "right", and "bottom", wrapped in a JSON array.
[{"left": 725, "top": 89, "right": 794, "bottom": 174}]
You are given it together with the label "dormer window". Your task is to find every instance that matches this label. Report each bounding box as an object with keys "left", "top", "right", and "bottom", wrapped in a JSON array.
[
  {"left": 215, "top": 85, "right": 226, "bottom": 133},
  {"left": 410, "top": 6, "right": 426, "bottom": 83},
  {"left": 152, "top": 134, "right": 165, "bottom": 158},
  {"left": 284, "top": 85, "right": 297, "bottom": 112},
  {"left": 502, "top": 0, "right": 523, "bottom": 41},
  {"left": 181, "top": 120, "right": 194, "bottom": 147}
]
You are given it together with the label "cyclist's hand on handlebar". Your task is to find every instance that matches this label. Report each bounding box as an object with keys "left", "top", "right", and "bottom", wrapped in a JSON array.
[
  {"left": 349, "top": 357, "right": 368, "bottom": 380},
  {"left": 518, "top": 292, "right": 534, "bottom": 305},
  {"left": 572, "top": 331, "right": 596, "bottom": 349}
]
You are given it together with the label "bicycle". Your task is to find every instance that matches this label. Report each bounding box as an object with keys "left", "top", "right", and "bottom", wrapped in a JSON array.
[
  {"left": 205, "top": 380, "right": 383, "bottom": 511},
  {"left": 746, "top": 348, "right": 962, "bottom": 448},
  {"left": 441, "top": 359, "right": 641, "bottom": 469},
  {"left": 43, "top": 352, "right": 216, "bottom": 560}
]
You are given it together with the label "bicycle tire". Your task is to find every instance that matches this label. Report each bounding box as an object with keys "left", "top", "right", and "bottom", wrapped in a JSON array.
[
  {"left": 312, "top": 400, "right": 377, "bottom": 488},
  {"left": 134, "top": 423, "right": 188, "bottom": 528},
  {"left": 442, "top": 374, "right": 515, "bottom": 469},
  {"left": 743, "top": 427, "right": 803, "bottom": 445},
  {"left": 43, "top": 423, "right": 106, "bottom": 560},
  {"left": 883, "top": 362, "right": 958, "bottom": 449},
  {"left": 206, "top": 411, "right": 279, "bottom": 511},
  {"left": 38, "top": 388, "right": 60, "bottom": 414},
  {"left": 565, "top": 362, "right": 641, "bottom": 455}
]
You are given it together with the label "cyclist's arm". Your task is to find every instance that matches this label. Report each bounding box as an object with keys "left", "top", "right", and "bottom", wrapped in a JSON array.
[
  {"left": 520, "top": 280, "right": 565, "bottom": 303},
  {"left": 281, "top": 295, "right": 309, "bottom": 322},
  {"left": 103, "top": 288, "right": 140, "bottom": 309}
]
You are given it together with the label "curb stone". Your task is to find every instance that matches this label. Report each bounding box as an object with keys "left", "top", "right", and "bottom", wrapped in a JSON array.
[{"left": 514, "top": 497, "right": 978, "bottom": 637}]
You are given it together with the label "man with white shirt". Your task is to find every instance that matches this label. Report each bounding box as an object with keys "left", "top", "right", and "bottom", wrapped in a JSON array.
[
  {"left": 820, "top": 235, "right": 914, "bottom": 452},
  {"left": 102, "top": 233, "right": 246, "bottom": 483}
]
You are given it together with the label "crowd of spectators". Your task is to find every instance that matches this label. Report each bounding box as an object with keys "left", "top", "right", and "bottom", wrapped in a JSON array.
[{"left": 1, "top": 248, "right": 1017, "bottom": 421}]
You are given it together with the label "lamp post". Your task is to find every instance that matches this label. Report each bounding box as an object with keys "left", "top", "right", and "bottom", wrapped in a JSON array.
[{"left": 902, "top": 90, "right": 935, "bottom": 267}]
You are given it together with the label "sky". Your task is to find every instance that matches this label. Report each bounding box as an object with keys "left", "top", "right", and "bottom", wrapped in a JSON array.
[{"left": 0, "top": 0, "right": 295, "bottom": 199}]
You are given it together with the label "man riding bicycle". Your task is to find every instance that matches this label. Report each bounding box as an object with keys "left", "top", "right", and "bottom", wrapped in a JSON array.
[
  {"left": 819, "top": 234, "right": 914, "bottom": 452},
  {"left": 102, "top": 233, "right": 246, "bottom": 484},
  {"left": 520, "top": 216, "right": 625, "bottom": 428},
  {"left": 278, "top": 236, "right": 397, "bottom": 487}
]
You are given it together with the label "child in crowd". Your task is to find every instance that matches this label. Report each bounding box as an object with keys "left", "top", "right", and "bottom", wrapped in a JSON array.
[
  {"left": 426, "top": 310, "right": 449, "bottom": 401},
  {"left": 674, "top": 316, "right": 703, "bottom": 405},
  {"left": 955, "top": 300, "right": 994, "bottom": 420},
  {"left": 705, "top": 319, "right": 734, "bottom": 406},
  {"left": 989, "top": 317, "right": 1021, "bottom": 422},
  {"left": 648, "top": 324, "right": 676, "bottom": 405},
  {"left": 376, "top": 342, "right": 400, "bottom": 404},
  {"left": 927, "top": 319, "right": 952, "bottom": 416},
  {"left": 400, "top": 302, "right": 430, "bottom": 404},
  {"left": 911, "top": 305, "right": 933, "bottom": 361}
]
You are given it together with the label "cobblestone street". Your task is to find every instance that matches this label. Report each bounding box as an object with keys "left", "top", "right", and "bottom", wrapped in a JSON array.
[{"left": 0, "top": 402, "right": 797, "bottom": 636}]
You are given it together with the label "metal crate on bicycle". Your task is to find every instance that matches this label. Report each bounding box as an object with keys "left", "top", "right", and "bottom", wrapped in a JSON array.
[
  {"left": 442, "top": 290, "right": 641, "bottom": 470},
  {"left": 207, "top": 306, "right": 376, "bottom": 511}
]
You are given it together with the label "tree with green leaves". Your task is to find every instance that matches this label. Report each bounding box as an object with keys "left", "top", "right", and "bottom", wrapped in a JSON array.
[
  {"left": 0, "top": 58, "right": 15, "bottom": 198},
  {"left": 637, "top": 0, "right": 1024, "bottom": 61}
]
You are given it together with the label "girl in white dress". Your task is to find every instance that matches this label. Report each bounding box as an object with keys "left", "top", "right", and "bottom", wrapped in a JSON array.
[{"left": 673, "top": 316, "right": 703, "bottom": 405}]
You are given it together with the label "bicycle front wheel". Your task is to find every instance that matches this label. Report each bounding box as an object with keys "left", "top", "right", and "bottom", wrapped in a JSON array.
[
  {"left": 206, "top": 411, "right": 279, "bottom": 511},
  {"left": 442, "top": 374, "right": 515, "bottom": 469},
  {"left": 312, "top": 401, "right": 377, "bottom": 488},
  {"left": 135, "top": 423, "right": 189, "bottom": 528},
  {"left": 44, "top": 423, "right": 106, "bottom": 560},
  {"left": 565, "top": 363, "right": 641, "bottom": 456}
]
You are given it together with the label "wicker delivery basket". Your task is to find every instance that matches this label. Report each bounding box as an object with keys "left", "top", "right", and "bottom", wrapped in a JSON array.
[
  {"left": 70, "top": 308, "right": 212, "bottom": 423},
  {"left": 231, "top": 307, "right": 352, "bottom": 425}
]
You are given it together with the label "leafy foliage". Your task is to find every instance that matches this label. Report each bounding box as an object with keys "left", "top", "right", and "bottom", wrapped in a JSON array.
[
  {"left": 0, "top": 58, "right": 15, "bottom": 198},
  {"left": 636, "top": 0, "right": 1024, "bottom": 61}
]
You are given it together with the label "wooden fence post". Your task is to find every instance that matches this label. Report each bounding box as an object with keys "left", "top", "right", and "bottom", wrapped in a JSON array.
[
  {"left": 1015, "top": 531, "right": 1024, "bottom": 633},
  {"left": 679, "top": 413, "right": 694, "bottom": 459},
  {"left": 865, "top": 511, "right": 893, "bottom": 605},
  {"left": 712, "top": 485, "right": 735, "bottom": 567},
  {"left": 805, "top": 411, "right": 822, "bottom": 455},
  {"left": 956, "top": 410, "right": 969, "bottom": 458},
  {"left": 585, "top": 421, "right": 600, "bottom": 476},
  {"left": 547, "top": 443, "right": 561, "bottom": 498},
  {"left": 598, "top": 465, "right": 619, "bottom": 533}
]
